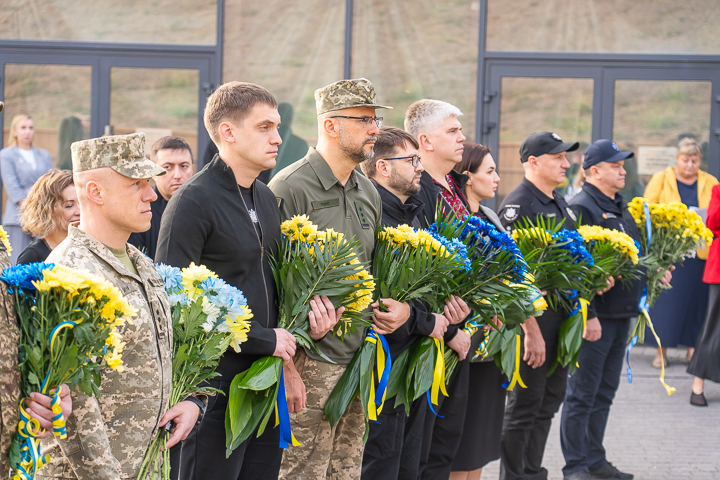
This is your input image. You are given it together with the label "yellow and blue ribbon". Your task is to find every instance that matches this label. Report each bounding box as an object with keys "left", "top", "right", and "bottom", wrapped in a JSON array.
[
  {"left": 426, "top": 338, "right": 449, "bottom": 416},
  {"left": 364, "top": 329, "right": 392, "bottom": 422},
  {"left": 275, "top": 368, "right": 301, "bottom": 449},
  {"left": 12, "top": 321, "right": 77, "bottom": 479}
]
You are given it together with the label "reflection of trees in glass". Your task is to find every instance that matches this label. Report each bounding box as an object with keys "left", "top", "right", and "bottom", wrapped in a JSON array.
[
  {"left": 223, "top": 0, "right": 345, "bottom": 144},
  {"left": 352, "top": 0, "right": 479, "bottom": 137},
  {"left": 499, "top": 77, "right": 594, "bottom": 143},
  {"left": 487, "top": 0, "right": 720, "bottom": 54},
  {"left": 613, "top": 80, "right": 711, "bottom": 150},
  {"left": 110, "top": 68, "right": 198, "bottom": 131},
  {"left": 3, "top": 64, "right": 91, "bottom": 129},
  {"left": 0, "top": 0, "right": 216, "bottom": 45}
]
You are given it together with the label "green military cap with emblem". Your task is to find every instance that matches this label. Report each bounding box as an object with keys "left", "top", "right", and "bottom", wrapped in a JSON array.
[
  {"left": 314, "top": 77, "right": 393, "bottom": 115},
  {"left": 71, "top": 132, "right": 166, "bottom": 179}
]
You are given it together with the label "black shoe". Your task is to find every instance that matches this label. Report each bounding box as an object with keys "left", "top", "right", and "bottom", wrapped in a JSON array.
[
  {"left": 563, "top": 471, "right": 597, "bottom": 480},
  {"left": 589, "top": 462, "right": 633, "bottom": 479},
  {"left": 690, "top": 391, "right": 708, "bottom": 407}
]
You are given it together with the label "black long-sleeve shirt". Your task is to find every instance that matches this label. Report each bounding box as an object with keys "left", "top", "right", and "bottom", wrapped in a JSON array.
[{"left": 156, "top": 154, "right": 278, "bottom": 381}]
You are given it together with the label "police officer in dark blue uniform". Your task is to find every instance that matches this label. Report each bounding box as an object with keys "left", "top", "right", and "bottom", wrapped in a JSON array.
[
  {"left": 498, "top": 132, "right": 603, "bottom": 480},
  {"left": 559, "top": 140, "right": 649, "bottom": 480}
]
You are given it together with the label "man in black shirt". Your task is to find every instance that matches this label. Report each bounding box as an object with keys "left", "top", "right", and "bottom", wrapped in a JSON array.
[
  {"left": 129, "top": 136, "right": 193, "bottom": 259},
  {"left": 359, "top": 126, "right": 451, "bottom": 480},
  {"left": 156, "top": 82, "right": 341, "bottom": 480},
  {"left": 561, "top": 140, "right": 671, "bottom": 480},
  {"left": 498, "top": 132, "right": 602, "bottom": 480}
]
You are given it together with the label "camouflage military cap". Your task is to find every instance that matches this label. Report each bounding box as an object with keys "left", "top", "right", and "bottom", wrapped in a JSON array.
[
  {"left": 315, "top": 78, "right": 392, "bottom": 115},
  {"left": 71, "top": 133, "right": 166, "bottom": 179}
]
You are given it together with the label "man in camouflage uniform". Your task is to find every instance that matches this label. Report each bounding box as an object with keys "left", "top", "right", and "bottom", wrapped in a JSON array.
[
  {"left": 269, "top": 78, "right": 411, "bottom": 480},
  {"left": 38, "top": 133, "right": 201, "bottom": 480}
]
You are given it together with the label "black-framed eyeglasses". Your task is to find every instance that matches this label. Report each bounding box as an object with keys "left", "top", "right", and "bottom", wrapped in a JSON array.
[
  {"left": 329, "top": 115, "right": 383, "bottom": 128},
  {"left": 383, "top": 155, "right": 422, "bottom": 167}
]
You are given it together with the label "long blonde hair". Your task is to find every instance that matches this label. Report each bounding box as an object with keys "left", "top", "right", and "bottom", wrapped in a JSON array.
[{"left": 7, "top": 113, "right": 32, "bottom": 147}]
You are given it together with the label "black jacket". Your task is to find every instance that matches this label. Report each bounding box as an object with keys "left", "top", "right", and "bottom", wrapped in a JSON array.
[
  {"left": 569, "top": 182, "right": 646, "bottom": 320},
  {"left": 156, "top": 154, "right": 279, "bottom": 381},
  {"left": 129, "top": 188, "right": 167, "bottom": 260},
  {"left": 413, "top": 170, "right": 471, "bottom": 228},
  {"left": 371, "top": 180, "right": 438, "bottom": 357}
]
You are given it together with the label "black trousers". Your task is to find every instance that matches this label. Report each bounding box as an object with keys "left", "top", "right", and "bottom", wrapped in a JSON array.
[
  {"left": 398, "top": 396, "right": 428, "bottom": 480},
  {"left": 361, "top": 399, "right": 408, "bottom": 480},
  {"left": 419, "top": 357, "right": 471, "bottom": 480},
  {"left": 560, "top": 317, "right": 630, "bottom": 476},
  {"left": 500, "top": 313, "right": 568, "bottom": 480},
  {"left": 178, "top": 380, "right": 283, "bottom": 480}
]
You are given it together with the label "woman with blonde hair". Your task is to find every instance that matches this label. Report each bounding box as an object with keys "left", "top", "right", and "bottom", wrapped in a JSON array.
[
  {"left": 643, "top": 138, "right": 718, "bottom": 368},
  {"left": 16, "top": 170, "right": 79, "bottom": 264},
  {"left": 0, "top": 113, "right": 54, "bottom": 263}
]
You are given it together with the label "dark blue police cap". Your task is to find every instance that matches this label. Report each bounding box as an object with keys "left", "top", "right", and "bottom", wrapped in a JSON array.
[
  {"left": 583, "top": 139, "right": 634, "bottom": 169},
  {"left": 520, "top": 132, "right": 579, "bottom": 163}
]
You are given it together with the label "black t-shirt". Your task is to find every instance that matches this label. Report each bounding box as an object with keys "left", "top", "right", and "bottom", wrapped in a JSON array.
[{"left": 17, "top": 238, "right": 52, "bottom": 264}]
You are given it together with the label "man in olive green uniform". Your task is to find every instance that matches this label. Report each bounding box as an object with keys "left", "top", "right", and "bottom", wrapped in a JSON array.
[
  {"left": 269, "top": 78, "right": 411, "bottom": 480},
  {"left": 38, "top": 133, "right": 201, "bottom": 480}
]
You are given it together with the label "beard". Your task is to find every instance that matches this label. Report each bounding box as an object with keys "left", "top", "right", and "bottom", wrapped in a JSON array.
[
  {"left": 388, "top": 168, "right": 421, "bottom": 197},
  {"left": 338, "top": 129, "right": 377, "bottom": 164}
]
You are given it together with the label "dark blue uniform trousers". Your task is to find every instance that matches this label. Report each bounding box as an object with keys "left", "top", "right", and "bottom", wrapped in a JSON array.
[{"left": 560, "top": 317, "right": 630, "bottom": 476}]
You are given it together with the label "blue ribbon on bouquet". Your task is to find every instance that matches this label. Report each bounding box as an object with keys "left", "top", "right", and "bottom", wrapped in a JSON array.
[
  {"left": 364, "top": 329, "right": 392, "bottom": 422},
  {"left": 626, "top": 202, "right": 652, "bottom": 383},
  {"left": 275, "top": 368, "right": 301, "bottom": 449}
]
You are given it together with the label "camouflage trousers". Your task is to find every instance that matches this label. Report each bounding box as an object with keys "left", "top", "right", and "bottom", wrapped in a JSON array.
[{"left": 279, "top": 351, "right": 365, "bottom": 480}]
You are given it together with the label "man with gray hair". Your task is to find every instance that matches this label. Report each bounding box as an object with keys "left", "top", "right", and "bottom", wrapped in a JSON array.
[
  {"left": 38, "top": 133, "right": 202, "bottom": 480},
  {"left": 401, "top": 99, "right": 474, "bottom": 480},
  {"left": 270, "top": 78, "right": 411, "bottom": 479}
]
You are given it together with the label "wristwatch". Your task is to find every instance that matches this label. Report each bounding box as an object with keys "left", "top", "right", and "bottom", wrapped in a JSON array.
[{"left": 184, "top": 396, "right": 207, "bottom": 424}]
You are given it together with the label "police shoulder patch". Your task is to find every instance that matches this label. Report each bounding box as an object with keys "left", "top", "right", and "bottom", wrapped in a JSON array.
[{"left": 503, "top": 204, "right": 520, "bottom": 222}]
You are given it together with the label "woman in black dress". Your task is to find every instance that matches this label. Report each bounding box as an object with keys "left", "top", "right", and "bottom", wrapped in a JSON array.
[
  {"left": 17, "top": 170, "right": 80, "bottom": 264},
  {"left": 450, "top": 143, "right": 505, "bottom": 480}
]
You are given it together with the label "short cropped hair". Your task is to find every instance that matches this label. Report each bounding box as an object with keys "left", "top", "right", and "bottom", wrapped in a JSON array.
[
  {"left": 20, "top": 170, "right": 74, "bottom": 237},
  {"left": 150, "top": 136, "right": 194, "bottom": 163},
  {"left": 361, "top": 126, "right": 419, "bottom": 179},
  {"left": 677, "top": 137, "right": 702, "bottom": 159},
  {"left": 404, "top": 99, "right": 463, "bottom": 139},
  {"left": 203, "top": 81, "right": 278, "bottom": 145},
  {"left": 455, "top": 143, "right": 492, "bottom": 175}
]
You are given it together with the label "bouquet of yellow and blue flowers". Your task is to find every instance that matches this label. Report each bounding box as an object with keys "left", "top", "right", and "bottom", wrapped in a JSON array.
[
  {"left": 512, "top": 217, "right": 609, "bottom": 372},
  {"left": 628, "top": 197, "right": 712, "bottom": 315},
  {"left": 325, "top": 224, "right": 464, "bottom": 435},
  {"left": 226, "top": 215, "right": 374, "bottom": 455},
  {"left": 550, "top": 225, "right": 641, "bottom": 370},
  {"left": 2, "top": 262, "right": 136, "bottom": 480},
  {"left": 138, "top": 263, "right": 252, "bottom": 480}
]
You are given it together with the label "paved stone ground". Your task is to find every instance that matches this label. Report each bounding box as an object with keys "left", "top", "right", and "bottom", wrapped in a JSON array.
[{"left": 482, "top": 345, "right": 720, "bottom": 480}]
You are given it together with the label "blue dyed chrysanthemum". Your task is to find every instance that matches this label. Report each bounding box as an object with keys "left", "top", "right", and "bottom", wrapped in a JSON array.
[
  {"left": 155, "top": 263, "right": 183, "bottom": 293},
  {"left": 0, "top": 261, "right": 55, "bottom": 292}
]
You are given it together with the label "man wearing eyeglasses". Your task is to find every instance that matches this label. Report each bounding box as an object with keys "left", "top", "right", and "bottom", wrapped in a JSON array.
[
  {"left": 269, "top": 78, "right": 412, "bottom": 479},
  {"left": 358, "top": 126, "right": 453, "bottom": 480}
]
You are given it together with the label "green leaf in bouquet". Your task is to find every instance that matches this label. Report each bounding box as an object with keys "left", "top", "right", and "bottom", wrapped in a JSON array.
[
  {"left": 225, "top": 356, "right": 283, "bottom": 456},
  {"left": 325, "top": 350, "right": 363, "bottom": 427},
  {"left": 405, "top": 337, "right": 435, "bottom": 403},
  {"left": 358, "top": 337, "right": 376, "bottom": 425},
  {"left": 385, "top": 348, "right": 409, "bottom": 402}
]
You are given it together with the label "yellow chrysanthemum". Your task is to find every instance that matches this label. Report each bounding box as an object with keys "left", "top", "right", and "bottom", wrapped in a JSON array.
[
  {"left": 511, "top": 227, "right": 552, "bottom": 246},
  {"left": 34, "top": 265, "right": 92, "bottom": 297},
  {"left": 104, "top": 330, "right": 126, "bottom": 372},
  {"left": 577, "top": 225, "right": 639, "bottom": 264},
  {"left": 182, "top": 263, "right": 218, "bottom": 299},
  {"left": 0, "top": 226, "right": 12, "bottom": 255},
  {"left": 281, "top": 215, "right": 319, "bottom": 243},
  {"left": 533, "top": 296, "right": 548, "bottom": 312},
  {"left": 224, "top": 305, "right": 253, "bottom": 353}
]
